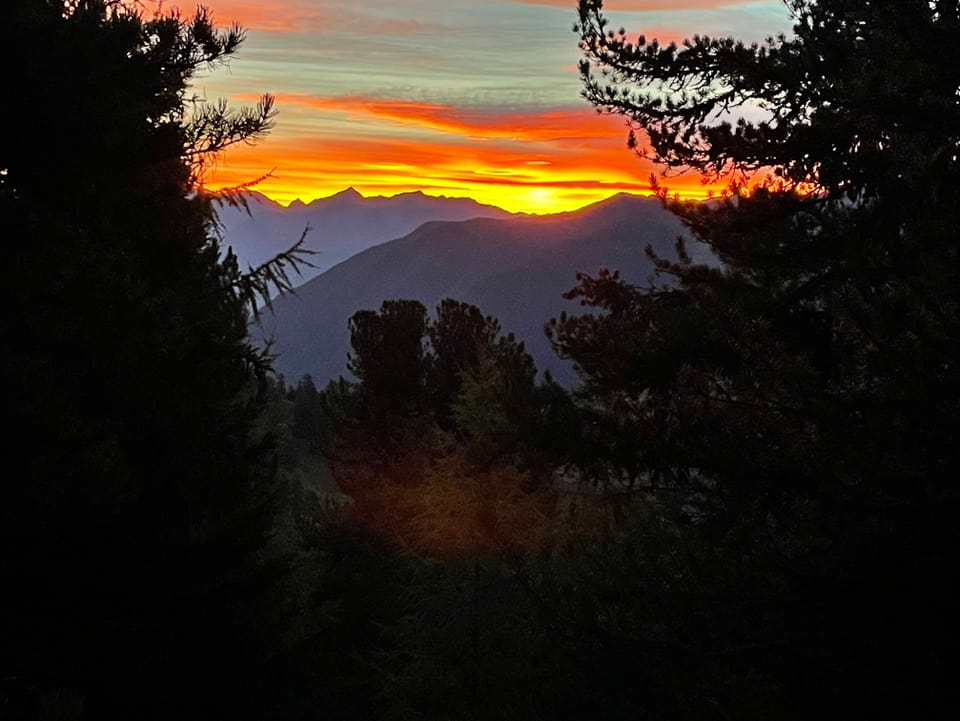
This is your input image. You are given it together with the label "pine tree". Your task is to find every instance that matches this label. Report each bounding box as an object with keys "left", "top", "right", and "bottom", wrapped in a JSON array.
[{"left": 544, "top": 1, "right": 960, "bottom": 715}]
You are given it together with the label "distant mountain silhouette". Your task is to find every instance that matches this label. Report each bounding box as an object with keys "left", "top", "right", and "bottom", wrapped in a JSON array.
[
  {"left": 258, "top": 193, "right": 714, "bottom": 387},
  {"left": 216, "top": 188, "right": 517, "bottom": 284}
]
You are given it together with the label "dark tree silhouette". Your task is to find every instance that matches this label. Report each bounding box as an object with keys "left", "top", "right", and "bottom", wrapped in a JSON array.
[
  {"left": 0, "top": 2, "right": 304, "bottom": 717},
  {"left": 347, "top": 299, "right": 432, "bottom": 420},
  {"left": 542, "top": 1, "right": 960, "bottom": 716},
  {"left": 429, "top": 299, "right": 501, "bottom": 426}
]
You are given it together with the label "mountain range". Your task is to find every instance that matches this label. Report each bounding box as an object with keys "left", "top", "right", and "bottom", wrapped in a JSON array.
[
  {"left": 216, "top": 187, "right": 516, "bottom": 285},
  {"left": 248, "top": 193, "right": 711, "bottom": 387}
]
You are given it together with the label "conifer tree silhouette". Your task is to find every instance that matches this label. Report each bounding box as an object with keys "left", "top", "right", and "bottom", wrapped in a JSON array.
[{"left": 0, "top": 2, "right": 308, "bottom": 717}]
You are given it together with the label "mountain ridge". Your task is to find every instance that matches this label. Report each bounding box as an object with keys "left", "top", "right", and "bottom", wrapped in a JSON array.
[
  {"left": 256, "top": 193, "right": 712, "bottom": 386},
  {"left": 217, "top": 188, "right": 521, "bottom": 284}
]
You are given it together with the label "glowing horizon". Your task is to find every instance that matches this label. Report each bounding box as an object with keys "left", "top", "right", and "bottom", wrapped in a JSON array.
[
  {"left": 200, "top": 103, "right": 733, "bottom": 214},
  {"left": 195, "top": 1, "right": 793, "bottom": 214}
]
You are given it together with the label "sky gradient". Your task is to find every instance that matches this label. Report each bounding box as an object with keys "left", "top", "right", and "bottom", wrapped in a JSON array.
[{"left": 196, "top": 1, "right": 793, "bottom": 212}]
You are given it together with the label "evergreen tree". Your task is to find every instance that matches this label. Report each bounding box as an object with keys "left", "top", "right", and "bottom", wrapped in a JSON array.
[
  {"left": 429, "top": 298, "right": 501, "bottom": 425},
  {"left": 347, "top": 299, "right": 432, "bottom": 421},
  {"left": 0, "top": 2, "right": 303, "bottom": 717},
  {"left": 543, "top": 1, "right": 960, "bottom": 715}
]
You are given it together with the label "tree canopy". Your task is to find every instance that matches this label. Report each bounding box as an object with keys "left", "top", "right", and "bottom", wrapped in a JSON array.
[
  {"left": 547, "top": 0, "right": 960, "bottom": 715},
  {"left": 577, "top": 0, "right": 960, "bottom": 199}
]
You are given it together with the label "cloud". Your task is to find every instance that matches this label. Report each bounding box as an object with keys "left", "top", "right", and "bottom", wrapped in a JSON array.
[
  {"left": 507, "top": 0, "right": 770, "bottom": 8},
  {"left": 201, "top": 1, "right": 442, "bottom": 35},
  {"left": 201, "top": 1, "right": 322, "bottom": 32},
  {"left": 242, "top": 93, "right": 634, "bottom": 144}
]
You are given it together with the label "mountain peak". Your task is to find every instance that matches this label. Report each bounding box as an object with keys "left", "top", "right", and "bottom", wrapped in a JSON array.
[
  {"left": 303, "top": 187, "right": 364, "bottom": 209},
  {"left": 332, "top": 187, "right": 363, "bottom": 201}
]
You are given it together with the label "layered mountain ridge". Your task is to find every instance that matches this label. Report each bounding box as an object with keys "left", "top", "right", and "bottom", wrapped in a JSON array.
[
  {"left": 216, "top": 188, "right": 517, "bottom": 284},
  {"left": 250, "top": 193, "right": 711, "bottom": 387}
]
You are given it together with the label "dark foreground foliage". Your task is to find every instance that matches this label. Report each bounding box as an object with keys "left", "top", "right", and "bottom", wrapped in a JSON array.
[
  {"left": 542, "top": 0, "right": 960, "bottom": 715},
  {"left": 0, "top": 2, "right": 298, "bottom": 718}
]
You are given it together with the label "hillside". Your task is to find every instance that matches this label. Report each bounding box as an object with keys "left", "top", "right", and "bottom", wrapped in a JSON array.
[
  {"left": 217, "top": 187, "right": 516, "bottom": 284},
  {"left": 258, "top": 194, "right": 712, "bottom": 386}
]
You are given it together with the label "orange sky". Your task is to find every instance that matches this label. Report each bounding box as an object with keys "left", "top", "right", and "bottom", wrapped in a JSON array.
[
  {"left": 195, "top": 1, "right": 791, "bottom": 213},
  {"left": 200, "top": 96, "right": 732, "bottom": 213}
]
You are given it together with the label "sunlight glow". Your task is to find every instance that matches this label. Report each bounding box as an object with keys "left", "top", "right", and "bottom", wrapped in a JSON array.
[
  {"left": 194, "top": 0, "right": 793, "bottom": 214},
  {"left": 200, "top": 107, "right": 730, "bottom": 213}
]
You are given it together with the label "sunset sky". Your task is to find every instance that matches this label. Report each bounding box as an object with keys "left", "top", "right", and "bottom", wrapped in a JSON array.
[{"left": 196, "top": 0, "right": 794, "bottom": 213}]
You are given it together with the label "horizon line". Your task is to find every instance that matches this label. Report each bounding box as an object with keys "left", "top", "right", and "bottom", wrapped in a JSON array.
[{"left": 232, "top": 185, "right": 718, "bottom": 216}]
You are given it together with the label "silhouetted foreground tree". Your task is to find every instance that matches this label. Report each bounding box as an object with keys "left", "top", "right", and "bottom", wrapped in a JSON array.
[
  {"left": 0, "top": 2, "right": 303, "bottom": 718},
  {"left": 544, "top": 0, "right": 960, "bottom": 716}
]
